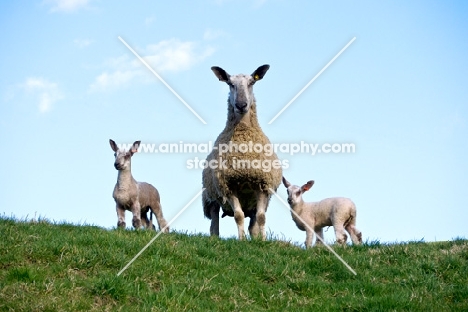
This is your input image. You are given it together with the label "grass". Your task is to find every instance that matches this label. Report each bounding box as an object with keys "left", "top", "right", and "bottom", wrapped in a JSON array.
[{"left": 0, "top": 216, "right": 467, "bottom": 311}]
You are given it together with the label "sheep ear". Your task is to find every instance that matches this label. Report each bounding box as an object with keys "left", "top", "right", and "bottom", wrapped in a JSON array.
[
  {"left": 130, "top": 141, "right": 141, "bottom": 154},
  {"left": 251, "top": 64, "right": 270, "bottom": 81},
  {"left": 301, "top": 180, "right": 314, "bottom": 192},
  {"left": 282, "top": 176, "right": 291, "bottom": 188},
  {"left": 109, "top": 139, "right": 118, "bottom": 152},
  {"left": 211, "top": 66, "right": 230, "bottom": 82}
]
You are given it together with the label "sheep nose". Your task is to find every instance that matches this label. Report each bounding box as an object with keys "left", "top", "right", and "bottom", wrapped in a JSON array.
[
  {"left": 114, "top": 163, "right": 121, "bottom": 170},
  {"left": 235, "top": 102, "right": 247, "bottom": 111}
]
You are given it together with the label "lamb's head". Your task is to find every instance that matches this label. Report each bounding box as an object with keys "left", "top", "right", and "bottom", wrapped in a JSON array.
[
  {"left": 211, "top": 65, "right": 270, "bottom": 116},
  {"left": 109, "top": 139, "right": 140, "bottom": 171},
  {"left": 282, "top": 177, "right": 314, "bottom": 206}
]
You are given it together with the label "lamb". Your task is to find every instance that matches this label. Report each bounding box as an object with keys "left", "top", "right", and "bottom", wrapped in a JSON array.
[
  {"left": 109, "top": 139, "right": 169, "bottom": 232},
  {"left": 282, "top": 177, "right": 362, "bottom": 247},
  {"left": 202, "top": 65, "right": 282, "bottom": 240}
]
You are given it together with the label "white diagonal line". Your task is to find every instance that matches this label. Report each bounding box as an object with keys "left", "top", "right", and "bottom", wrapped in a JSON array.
[
  {"left": 268, "top": 37, "right": 356, "bottom": 124},
  {"left": 117, "top": 188, "right": 205, "bottom": 276},
  {"left": 269, "top": 188, "right": 357, "bottom": 275},
  {"left": 118, "top": 36, "right": 207, "bottom": 125}
]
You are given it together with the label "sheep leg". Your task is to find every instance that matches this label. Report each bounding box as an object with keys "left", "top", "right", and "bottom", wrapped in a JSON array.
[
  {"left": 305, "top": 228, "right": 314, "bottom": 248},
  {"left": 315, "top": 228, "right": 324, "bottom": 245},
  {"left": 345, "top": 223, "right": 362, "bottom": 245},
  {"left": 149, "top": 210, "right": 155, "bottom": 231},
  {"left": 131, "top": 201, "right": 142, "bottom": 229},
  {"left": 254, "top": 191, "right": 268, "bottom": 240},
  {"left": 116, "top": 204, "right": 126, "bottom": 228},
  {"left": 151, "top": 202, "right": 169, "bottom": 233},
  {"left": 141, "top": 210, "right": 155, "bottom": 231},
  {"left": 248, "top": 213, "right": 259, "bottom": 238},
  {"left": 141, "top": 216, "right": 149, "bottom": 228},
  {"left": 333, "top": 224, "right": 348, "bottom": 245},
  {"left": 209, "top": 203, "right": 220, "bottom": 236},
  {"left": 140, "top": 210, "right": 151, "bottom": 229},
  {"left": 229, "top": 195, "right": 245, "bottom": 240}
]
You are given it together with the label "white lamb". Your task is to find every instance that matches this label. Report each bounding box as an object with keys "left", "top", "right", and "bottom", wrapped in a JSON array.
[{"left": 282, "top": 177, "right": 362, "bottom": 247}]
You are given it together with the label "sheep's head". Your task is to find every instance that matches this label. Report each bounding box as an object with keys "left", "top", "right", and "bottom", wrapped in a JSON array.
[
  {"left": 211, "top": 65, "right": 270, "bottom": 116},
  {"left": 109, "top": 139, "right": 140, "bottom": 171},
  {"left": 282, "top": 177, "right": 314, "bottom": 206}
]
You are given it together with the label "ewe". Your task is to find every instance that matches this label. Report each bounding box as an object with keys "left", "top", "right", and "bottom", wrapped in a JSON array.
[
  {"left": 202, "top": 65, "right": 282, "bottom": 240},
  {"left": 282, "top": 177, "right": 362, "bottom": 247},
  {"left": 110, "top": 139, "right": 168, "bottom": 232}
]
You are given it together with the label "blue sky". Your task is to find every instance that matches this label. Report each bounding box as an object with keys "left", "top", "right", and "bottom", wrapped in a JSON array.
[{"left": 1, "top": 0, "right": 467, "bottom": 245}]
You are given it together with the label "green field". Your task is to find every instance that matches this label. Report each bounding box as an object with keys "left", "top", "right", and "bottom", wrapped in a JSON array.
[{"left": 1, "top": 217, "right": 467, "bottom": 311}]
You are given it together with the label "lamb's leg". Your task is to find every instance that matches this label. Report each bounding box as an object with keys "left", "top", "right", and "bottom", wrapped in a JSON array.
[
  {"left": 254, "top": 191, "right": 268, "bottom": 240},
  {"left": 141, "top": 210, "right": 155, "bottom": 230},
  {"left": 131, "top": 202, "right": 142, "bottom": 229},
  {"left": 140, "top": 210, "right": 151, "bottom": 229},
  {"left": 149, "top": 210, "right": 155, "bottom": 231},
  {"left": 209, "top": 203, "right": 220, "bottom": 236},
  {"left": 229, "top": 195, "right": 245, "bottom": 240},
  {"left": 305, "top": 228, "right": 314, "bottom": 248},
  {"left": 345, "top": 223, "right": 362, "bottom": 245},
  {"left": 333, "top": 224, "right": 348, "bottom": 245},
  {"left": 151, "top": 202, "right": 169, "bottom": 233},
  {"left": 315, "top": 228, "right": 324, "bottom": 245},
  {"left": 116, "top": 204, "right": 126, "bottom": 228},
  {"left": 344, "top": 212, "right": 362, "bottom": 245}
]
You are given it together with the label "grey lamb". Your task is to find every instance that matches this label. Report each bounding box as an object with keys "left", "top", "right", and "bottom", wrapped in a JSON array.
[{"left": 110, "top": 139, "right": 168, "bottom": 232}]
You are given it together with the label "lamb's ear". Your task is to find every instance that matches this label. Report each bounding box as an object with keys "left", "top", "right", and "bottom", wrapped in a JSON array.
[
  {"left": 251, "top": 64, "right": 270, "bottom": 81},
  {"left": 282, "top": 176, "right": 291, "bottom": 188},
  {"left": 109, "top": 139, "right": 118, "bottom": 152},
  {"left": 211, "top": 66, "right": 230, "bottom": 82},
  {"left": 130, "top": 141, "right": 141, "bottom": 155},
  {"left": 301, "top": 180, "right": 315, "bottom": 192}
]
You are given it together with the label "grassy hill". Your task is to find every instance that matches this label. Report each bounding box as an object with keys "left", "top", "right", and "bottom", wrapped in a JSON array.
[{"left": 0, "top": 217, "right": 467, "bottom": 311}]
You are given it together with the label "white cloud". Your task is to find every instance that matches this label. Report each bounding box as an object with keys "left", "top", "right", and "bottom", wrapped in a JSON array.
[
  {"left": 22, "top": 77, "right": 63, "bottom": 113},
  {"left": 89, "top": 70, "right": 141, "bottom": 92},
  {"left": 103, "top": 55, "right": 132, "bottom": 70},
  {"left": 44, "top": 0, "right": 91, "bottom": 13},
  {"left": 214, "top": 0, "right": 267, "bottom": 8},
  {"left": 203, "top": 29, "right": 227, "bottom": 41},
  {"left": 145, "top": 15, "right": 156, "bottom": 27},
  {"left": 89, "top": 38, "right": 215, "bottom": 92},
  {"left": 144, "top": 39, "right": 215, "bottom": 72},
  {"left": 73, "top": 38, "right": 93, "bottom": 48}
]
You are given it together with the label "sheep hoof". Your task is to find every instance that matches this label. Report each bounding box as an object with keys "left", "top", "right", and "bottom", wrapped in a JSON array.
[
  {"left": 336, "top": 238, "right": 347, "bottom": 245},
  {"left": 132, "top": 219, "right": 141, "bottom": 229}
]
